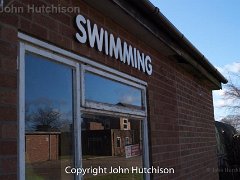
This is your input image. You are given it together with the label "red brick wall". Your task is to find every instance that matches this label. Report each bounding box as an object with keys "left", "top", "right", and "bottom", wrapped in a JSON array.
[
  {"left": 0, "top": 0, "right": 219, "bottom": 179},
  {"left": 112, "top": 129, "right": 134, "bottom": 156},
  {"left": 25, "top": 134, "right": 59, "bottom": 163},
  {"left": 0, "top": 6, "right": 18, "bottom": 179}
]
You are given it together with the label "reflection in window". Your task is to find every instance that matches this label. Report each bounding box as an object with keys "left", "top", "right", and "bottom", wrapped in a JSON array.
[
  {"left": 85, "top": 72, "right": 143, "bottom": 109},
  {"left": 82, "top": 114, "right": 143, "bottom": 180},
  {"left": 125, "top": 137, "right": 129, "bottom": 146},
  {"left": 25, "top": 53, "right": 74, "bottom": 180},
  {"left": 117, "top": 137, "right": 121, "bottom": 147}
]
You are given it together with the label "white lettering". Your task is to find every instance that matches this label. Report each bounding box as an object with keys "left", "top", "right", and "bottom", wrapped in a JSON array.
[
  {"left": 87, "top": 20, "right": 104, "bottom": 52},
  {"left": 132, "top": 166, "right": 138, "bottom": 173},
  {"left": 75, "top": 15, "right": 87, "bottom": 43},
  {"left": 65, "top": 166, "right": 71, "bottom": 174},
  {"left": 145, "top": 55, "right": 152, "bottom": 75},
  {"left": 109, "top": 34, "right": 123, "bottom": 61},
  {"left": 74, "top": 14, "right": 153, "bottom": 75},
  {"left": 104, "top": 30, "right": 109, "bottom": 55},
  {"left": 137, "top": 50, "right": 145, "bottom": 72},
  {"left": 134, "top": 48, "right": 137, "bottom": 69},
  {"left": 123, "top": 42, "right": 134, "bottom": 67}
]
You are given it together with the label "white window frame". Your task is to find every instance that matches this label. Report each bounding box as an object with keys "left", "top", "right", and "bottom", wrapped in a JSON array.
[
  {"left": 18, "top": 42, "right": 82, "bottom": 180},
  {"left": 122, "top": 118, "right": 129, "bottom": 130},
  {"left": 18, "top": 32, "right": 150, "bottom": 180}
]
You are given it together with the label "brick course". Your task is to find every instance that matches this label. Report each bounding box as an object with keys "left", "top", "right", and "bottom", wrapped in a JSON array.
[{"left": 0, "top": 0, "right": 219, "bottom": 179}]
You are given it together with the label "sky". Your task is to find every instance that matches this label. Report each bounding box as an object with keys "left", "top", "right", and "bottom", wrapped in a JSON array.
[{"left": 150, "top": 0, "right": 240, "bottom": 121}]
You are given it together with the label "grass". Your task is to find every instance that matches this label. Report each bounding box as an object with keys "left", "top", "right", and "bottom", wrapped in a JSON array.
[{"left": 26, "top": 168, "right": 45, "bottom": 180}]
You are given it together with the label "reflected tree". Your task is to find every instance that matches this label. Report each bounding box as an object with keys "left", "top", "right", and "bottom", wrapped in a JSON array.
[
  {"left": 33, "top": 107, "right": 61, "bottom": 131},
  {"left": 26, "top": 106, "right": 62, "bottom": 131}
]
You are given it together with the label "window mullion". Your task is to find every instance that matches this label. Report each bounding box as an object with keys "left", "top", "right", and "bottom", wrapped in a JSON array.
[
  {"left": 75, "top": 64, "right": 82, "bottom": 180},
  {"left": 19, "top": 42, "right": 26, "bottom": 180}
]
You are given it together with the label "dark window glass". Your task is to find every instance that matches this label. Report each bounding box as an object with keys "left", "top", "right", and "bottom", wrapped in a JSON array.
[
  {"left": 117, "top": 137, "right": 121, "bottom": 147},
  {"left": 85, "top": 72, "right": 143, "bottom": 109},
  {"left": 125, "top": 137, "right": 129, "bottom": 145},
  {"left": 25, "top": 53, "right": 74, "bottom": 180},
  {"left": 81, "top": 114, "right": 143, "bottom": 180}
]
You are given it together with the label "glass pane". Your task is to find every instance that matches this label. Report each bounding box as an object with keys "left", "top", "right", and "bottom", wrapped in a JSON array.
[
  {"left": 25, "top": 53, "right": 74, "bottom": 180},
  {"left": 85, "top": 72, "right": 143, "bottom": 109},
  {"left": 82, "top": 114, "right": 143, "bottom": 180}
]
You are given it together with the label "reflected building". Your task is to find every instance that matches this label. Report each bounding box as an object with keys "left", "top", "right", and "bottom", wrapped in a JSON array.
[
  {"left": 26, "top": 132, "right": 60, "bottom": 163},
  {"left": 82, "top": 115, "right": 142, "bottom": 157}
]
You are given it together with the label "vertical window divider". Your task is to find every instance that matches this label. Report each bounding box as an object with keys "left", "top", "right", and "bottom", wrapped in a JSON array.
[
  {"left": 143, "top": 87, "right": 150, "bottom": 180},
  {"left": 18, "top": 42, "right": 26, "bottom": 180},
  {"left": 75, "top": 64, "right": 82, "bottom": 180}
]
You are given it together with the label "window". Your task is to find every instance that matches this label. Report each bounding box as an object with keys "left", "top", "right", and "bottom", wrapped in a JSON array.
[
  {"left": 25, "top": 53, "right": 76, "bottom": 179},
  {"left": 117, "top": 137, "right": 121, "bottom": 147},
  {"left": 122, "top": 118, "right": 129, "bottom": 130},
  {"left": 81, "top": 114, "right": 144, "bottom": 179},
  {"left": 19, "top": 34, "right": 150, "bottom": 180},
  {"left": 125, "top": 137, "right": 129, "bottom": 145},
  {"left": 85, "top": 72, "right": 143, "bottom": 108},
  {"left": 83, "top": 66, "right": 146, "bottom": 116}
]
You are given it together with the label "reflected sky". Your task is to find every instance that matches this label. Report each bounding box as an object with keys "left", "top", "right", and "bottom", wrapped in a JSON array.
[
  {"left": 25, "top": 53, "right": 73, "bottom": 131},
  {"left": 85, "top": 72, "right": 142, "bottom": 107}
]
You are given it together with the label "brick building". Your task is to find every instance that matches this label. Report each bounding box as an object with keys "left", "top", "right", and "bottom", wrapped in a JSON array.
[{"left": 0, "top": 0, "right": 227, "bottom": 180}]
